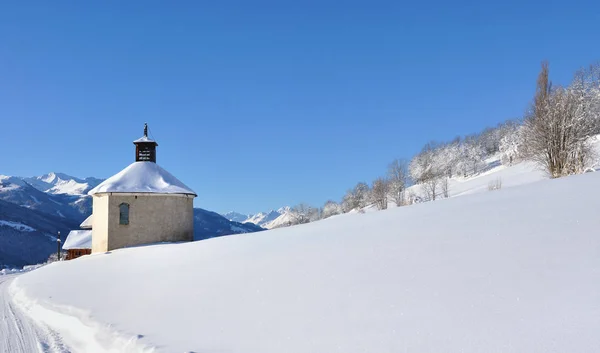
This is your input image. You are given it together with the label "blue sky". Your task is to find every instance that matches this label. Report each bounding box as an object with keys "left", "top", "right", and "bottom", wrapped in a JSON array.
[{"left": 1, "top": 1, "right": 599, "bottom": 215}]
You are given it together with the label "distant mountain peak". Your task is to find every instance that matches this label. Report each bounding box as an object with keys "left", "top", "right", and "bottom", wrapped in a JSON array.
[
  {"left": 223, "top": 206, "right": 291, "bottom": 229},
  {"left": 21, "top": 172, "right": 102, "bottom": 196},
  {"left": 277, "top": 206, "right": 291, "bottom": 214},
  {"left": 221, "top": 211, "right": 249, "bottom": 223}
]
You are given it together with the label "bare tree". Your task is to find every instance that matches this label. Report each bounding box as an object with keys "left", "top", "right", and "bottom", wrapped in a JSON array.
[
  {"left": 523, "top": 62, "right": 599, "bottom": 178},
  {"left": 440, "top": 177, "right": 449, "bottom": 198},
  {"left": 422, "top": 176, "right": 441, "bottom": 201},
  {"left": 387, "top": 159, "right": 408, "bottom": 206},
  {"left": 488, "top": 177, "right": 502, "bottom": 191},
  {"left": 354, "top": 182, "right": 371, "bottom": 208},
  {"left": 371, "top": 178, "right": 390, "bottom": 210},
  {"left": 308, "top": 207, "right": 322, "bottom": 222}
]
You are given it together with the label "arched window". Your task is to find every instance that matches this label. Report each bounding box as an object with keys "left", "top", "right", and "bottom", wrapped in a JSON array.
[{"left": 119, "top": 203, "right": 129, "bottom": 225}]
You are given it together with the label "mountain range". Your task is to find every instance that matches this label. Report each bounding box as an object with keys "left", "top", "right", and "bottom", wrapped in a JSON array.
[
  {"left": 0, "top": 172, "right": 263, "bottom": 268},
  {"left": 222, "top": 206, "right": 293, "bottom": 229}
]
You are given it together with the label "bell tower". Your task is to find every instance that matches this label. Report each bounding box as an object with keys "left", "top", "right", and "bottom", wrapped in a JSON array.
[{"left": 133, "top": 123, "right": 158, "bottom": 163}]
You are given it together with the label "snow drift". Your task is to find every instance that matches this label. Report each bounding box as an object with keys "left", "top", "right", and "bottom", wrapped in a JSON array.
[{"left": 11, "top": 172, "right": 600, "bottom": 352}]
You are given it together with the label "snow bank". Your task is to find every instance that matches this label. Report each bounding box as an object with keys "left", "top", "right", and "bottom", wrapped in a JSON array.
[
  {"left": 13, "top": 172, "right": 600, "bottom": 352},
  {"left": 9, "top": 282, "right": 155, "bottom": 353},
  {"left": 88, "top": 162, "right": 196, "bottom": 196},
  {"left": 1, "top": 264, "right": 44, "bottom": 275}
]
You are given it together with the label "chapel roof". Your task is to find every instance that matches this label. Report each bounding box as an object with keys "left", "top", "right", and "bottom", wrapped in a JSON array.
[{"left": 88, "top": 162, "right": 197, "bottom": 196}]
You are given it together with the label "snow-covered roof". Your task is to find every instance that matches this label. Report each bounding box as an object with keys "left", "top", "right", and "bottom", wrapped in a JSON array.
[
  {"left": 133, "top": 135, "right": 157, "bottom": 144},
  {"left": 88, "top": 162, "right": 197, "bottom": 196},
  {"left": 80, "top": 214, "right": 93, "bottom": 229},
  {"left": 63, "top": 230, "right": 92, "bottom": 250}
]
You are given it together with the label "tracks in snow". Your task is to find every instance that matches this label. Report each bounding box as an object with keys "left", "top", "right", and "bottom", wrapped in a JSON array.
[{"left": 0, "top": 273, "right": 70, "bottom": 353}]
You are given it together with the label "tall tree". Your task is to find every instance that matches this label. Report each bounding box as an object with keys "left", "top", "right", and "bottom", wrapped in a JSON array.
[
  {"left": 387, "top": 159, "right": 409, "bottom": 206},
  {"left": 371, "top": 178, "right": 390, "bottom": 210},
  {"left": 523, "top": 62, "right": 599, "bottom": 177}
]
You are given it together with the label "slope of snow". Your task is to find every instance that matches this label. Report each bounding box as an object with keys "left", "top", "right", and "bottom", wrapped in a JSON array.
[
  {"left": 390, "top": 135, "right": 600, "bottom": 206},
  {"left": 88, "top": 162, "right": 196, "bottom": 196},
  {"left": 263, "top": 209, "right": 297, "bottom": 228},
  {"left": 404, "top": 159, "right": 546, "bottom": 202},
  {"left": 13, "top": 172, "right": 600, "bottom": 352},
  {"left": 47, "top": 179, "right": 89, "bottom": 195},
  {"left": 0, "top": 220, "right": 35, "bottom": 232}
]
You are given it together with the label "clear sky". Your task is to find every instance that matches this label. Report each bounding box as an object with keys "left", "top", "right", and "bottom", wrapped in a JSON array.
[{"left": 1, "top": 1, "right": 599, "bottom": 215}]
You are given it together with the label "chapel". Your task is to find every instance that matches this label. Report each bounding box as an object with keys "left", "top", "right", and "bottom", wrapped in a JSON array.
[{"left": 64, "top": 124, "right": 197, "bottom": 256}]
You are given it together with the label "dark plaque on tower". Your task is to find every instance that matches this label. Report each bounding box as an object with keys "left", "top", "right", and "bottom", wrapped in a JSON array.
[{"left": 133, "top": 123, "right": 158, "bottom": 163}]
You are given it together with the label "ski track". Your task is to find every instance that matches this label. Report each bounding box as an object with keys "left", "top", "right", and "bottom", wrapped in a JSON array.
[{"left": 0, "top": 273, "right": 70, "bottom": 353}]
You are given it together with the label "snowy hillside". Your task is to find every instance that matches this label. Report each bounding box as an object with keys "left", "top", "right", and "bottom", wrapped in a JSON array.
[
  {"left": 11, "top": 171, "right": 600, "bottom": 352},
  {"left": 401, "top": 135, "right": 600, "bottom": 204}
]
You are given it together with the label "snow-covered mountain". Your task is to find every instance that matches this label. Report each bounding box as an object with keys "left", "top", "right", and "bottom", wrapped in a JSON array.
[
  {"left": 22, "top": 172, "right": 103, "bottom": 196},
  {"left": 262, "top": 210, "right": 297, "bottom": 229},
  {"left": 0, "top": 175, "right": 91, "bottom": 221},
  {"left": 221, "top": 211, "right": 249, "bottom": 223},
  {"left": 244, "top": 210, "right": 282, "bottom": 227},
  {"left": 222, "top": 207, "right": 293, "bottom": 229}
]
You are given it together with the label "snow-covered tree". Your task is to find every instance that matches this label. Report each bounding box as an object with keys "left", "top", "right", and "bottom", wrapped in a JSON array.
[
  {"left": 523, "top": 62, "right": 600, "bottom": 178},
  {"left": 387, "top": 159, "right": 408, "bottom": 206},
  {"left": 409, "top": 142, "right": 441, "bottom": 184},
  {"left": 353, "top": 182, "right": 371, "bottom": 209},
  {"left": 341, "top": 192, "right": 355, "bottom": 213},
  {"left": 499, "top": 124, "right": 524, "bottom": 165},
  {"left": 463, "top": 135, "right": 486, "bottom": 175},
  {"left": 341, "top": 182, "right": 371, "bottom": 212},
  {"left": 322, "top": 200, "right": 342, "bottom": 219},
  {"left": 371, "top": 178, "right": 389, "bottom": 210},
  {"left": 290, "top": 203, "right": 312, "bottom": 224}
]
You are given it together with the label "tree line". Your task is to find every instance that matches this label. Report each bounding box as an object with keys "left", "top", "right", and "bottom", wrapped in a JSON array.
[{"left": 282, "top": 61, "right": 600, "bottom": 227}]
